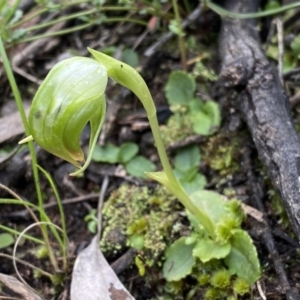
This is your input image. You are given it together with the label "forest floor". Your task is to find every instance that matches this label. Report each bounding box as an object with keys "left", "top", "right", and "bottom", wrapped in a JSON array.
[{"left": 1, "top": 1, "right": 300, "bottom": 299}]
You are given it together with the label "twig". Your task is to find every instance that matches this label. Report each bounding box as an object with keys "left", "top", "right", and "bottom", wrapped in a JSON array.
[
  {"left": 256, "top": 281, "right": 267, "bottom": 300},
  {"left": 0, "top": 193, "right": 100, "bottom": 219},
  {"left": 275, "top": 18, "right": 284, "bottom": 85},
  {"left": 12, "top": 22, "right": 66, "bottom": 67},
  {"left": 144, "top": 4, "right": 202, "bottom": 57},
  {"left": 111, "top": 248, "right": 138, "bottom": 275},
  {"left": 97, "top": 175, "right": 109, "bottom": 240},
  {"left": 283, "top": 67, "right": 300, "bottom": 80}
]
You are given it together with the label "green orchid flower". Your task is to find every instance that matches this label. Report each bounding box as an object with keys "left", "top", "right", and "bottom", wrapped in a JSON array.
[{"left": 27, "top": 57, "right": 107, "bottom": 175}]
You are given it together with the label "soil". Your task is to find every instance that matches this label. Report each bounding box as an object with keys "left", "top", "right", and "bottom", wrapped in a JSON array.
[{"left": 0, "top": 1, "right": 300, "bottom": 300}]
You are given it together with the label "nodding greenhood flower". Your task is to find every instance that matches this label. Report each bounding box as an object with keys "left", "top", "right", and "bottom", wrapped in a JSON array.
[{"left": 27, "top": 57, "right": 107, "bottom": 175}]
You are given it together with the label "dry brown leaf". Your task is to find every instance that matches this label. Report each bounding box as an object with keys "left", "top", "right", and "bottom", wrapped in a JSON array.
[
  {"left": 0, "top": 105, "right": 30, "bottom": 144},
  {"left": 70, "top": 236, "right": 135, "bottom": 300},
  {"left": 0, "top": 273, "right": 43, "bottom": 300}
]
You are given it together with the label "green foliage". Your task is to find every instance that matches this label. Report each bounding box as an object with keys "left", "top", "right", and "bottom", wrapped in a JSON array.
[
  {"left": 174, "top": 145, "right": 200, "bottom": 171},
  {"left": 203, "top": 134, "right": 241, "bottom": 175},
  {"left": 210, "top": 269, "right": 231, "bottom": 288},
  {"left": 162, "top": 71, "right": 221, "bottom": 146},
  {"left": 119, "top": 142, "right": 139, "bottom": 163},
  {"left": 163, "top": 190, "right": 259, "bottom": 291},
  {"left": 192, "top": 61, "right": 218, "bottom": 82},
  {"left": 204, "top": 287, "right": 220, "bottom": 300},
  {"left": 232, "top": 278, "right": 250, "bottom": 296},
  {"left": 269, "top": 189, "right": 290, "bottom": 229},
  {"left": 165, "top": 71, "right": 196, "bottom": 105},
  {"left": 193, "top": 237, "right": 231, "bottom": 263},
  {"left": 92, "top": 143, "right": 119, "bottom": 164},
  {"left": 168, "top": 19, "right": 185, "bottom": 37},
  {"left": 0, "top": 233, "right": 14, "bottom": 249},
  {"left": 225, "top": 230, "right": 261, "bottom": 285},
  {"left": 34, "top": 245, "right": 49, "bottom": 259},
  {"left": 163, "top": 237, "right": 196, "bottom": 281},
  {"left": 121, "top": 48, "right": 139, "bottom": 67},
  {"left": 92, "top": 142, "right": 155, "bottom": 179},
  {"left": 135, "top": 255, "right": 146, "bottom": 276},
  {"left": 291, "top": 35, "right": 300, "bottom": 59},
  {"left": 84, "top": 209, "right": 98, "bottom": 233},
  {"left": 173, "top": 145, "right": 206, "bottom": 195},
  {"left": 125, "top": 155, "right": 156, "bottom": 179}
]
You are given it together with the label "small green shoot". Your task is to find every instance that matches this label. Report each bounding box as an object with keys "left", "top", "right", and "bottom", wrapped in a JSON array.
[
  {"left": 165, "top": 71, "right": 196, "bottom": 105},
  {"left": 92, "top": 142, "right": 155, "bottom": 179},
  {"left": 173, "top": 145, "right": 206, "bottom": 195},
  {"left": 84, "top": 209, "right": 98, "bottom": 234},
  {"left": 0, "top": 233, "right": 14, "bottom": 249},
  {"left": 162, "top": 70, "right": 221, "bottom": 144}
]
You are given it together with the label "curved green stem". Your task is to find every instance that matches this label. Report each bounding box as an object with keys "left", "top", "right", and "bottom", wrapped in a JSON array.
[
  {"left": 0, "top": 225, "right": 44, "bottom": 245},
  {"left": 205, "top": 0, "right": 300, "bottom": 19},
  {"left": 89, "top": 49, "right": 216, "bottom": 237},
  {"left": 10, "top": 0, "right": 90, "bottom": 28},
  {"left": 37, "top": 165, "right": 68, "bottom": 271},
  {"left": 5, "top": 0, "right": 22, "bottom": 24},
  {"left": 17, "top": 18, "right": 147, "bottom": 44}
]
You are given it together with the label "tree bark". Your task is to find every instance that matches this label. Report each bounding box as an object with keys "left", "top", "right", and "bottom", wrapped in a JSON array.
[{"left": 219, "top": 0, "right": 300, "bottom": 241}]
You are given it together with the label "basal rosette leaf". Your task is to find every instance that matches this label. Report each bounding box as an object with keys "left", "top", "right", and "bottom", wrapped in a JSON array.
[
  {"left": 163, "top": 237, "right": 196, "bottom": 281},
  {"left": 225, "top": 229, "right": 261, "bottom": 285},
  {"left": 28, "top": 57, "right": 107, "bottom": 172},
  {"left": 190, "top": 190, "right": 243, "bottom": 243},
  {"left": 193, "top": 237, "right": 231, "bottom": 263}
]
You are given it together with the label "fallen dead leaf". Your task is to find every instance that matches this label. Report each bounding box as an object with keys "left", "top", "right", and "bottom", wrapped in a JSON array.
[
  {"left": 0, "top": 273, "right": 43, "bottom": 300},
  {"left": 70, "top": 236, "right": 135, "bottom": 300}
]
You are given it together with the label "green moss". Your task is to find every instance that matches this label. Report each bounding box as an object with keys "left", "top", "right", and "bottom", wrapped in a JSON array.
[
  {"left": 160, "top": 108, "right": 194, "bottom": 146},
  {"left": 204, "top": 287, "right": 220, "bottom": 300},
  {"left": 210, "top": 269, "right": 231, "bottom": 289},
  {"left": 202, "top": 134, "right": 241, "bottom": 175},
  {"left": 268, "top": 189, "right": 290, "bottom": 229},
  {"left": 100, "top": 184, "right": 181, "bottom": 265},
  {"left": 198, "top": 273, "right": 210, "bottom": 286},
  {"left": 232, "top": 278, "right": 250, "bottom": 296}
]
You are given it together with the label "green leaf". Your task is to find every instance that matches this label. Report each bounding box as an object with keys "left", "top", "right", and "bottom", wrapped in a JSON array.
[
  {"left": 125, "top": 155, "right": 156, "bottom": 179},
  {"left": 190, "top": 110, "right": 211, "bottom": 135},
  {"left": 168, "top": 20, "right": 185, "bottom": 37},
  {"left": 8, "top": 29, "right": 27, "bottom": 42},
  {"left": 174, "top": 145, "right": 200, "bottom": 172},
  {"left": 291, "top": 35, "right": 300, "bottom": 58},
  {"left": 92, "top": 143, "right": 120, "bottom": 164},
  {"left": 165, "top": 71, "right": 196, "bottom": 105},
  {"left": 129, "top": 234, "right": 144, "bottom": 250},
  {"left": 121, "top": 48, "right": 139, "bottom": 68},
  {"left": 190, "top": 190, "right": 227, "bottom": 225},
  {"left": 119, "top": 142, "right": 139, "bottom": 164},
  {"left": 163, "top": 237, "right": 195, "bottom": 281},
  {"left": 203, "top": 101, "right": 221, "bottom": 127},
  {"left": 225, "top": 229, "right": 261, "bottom": 285},
  {"left": 0, "top": 233, "right": 14, "bottom": 249},
  {"left": 180, "top": 173, "right": 207, "bottom": 195},
  {"left": 193, "top": 237, "right": 231, "bottom": 263}
]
